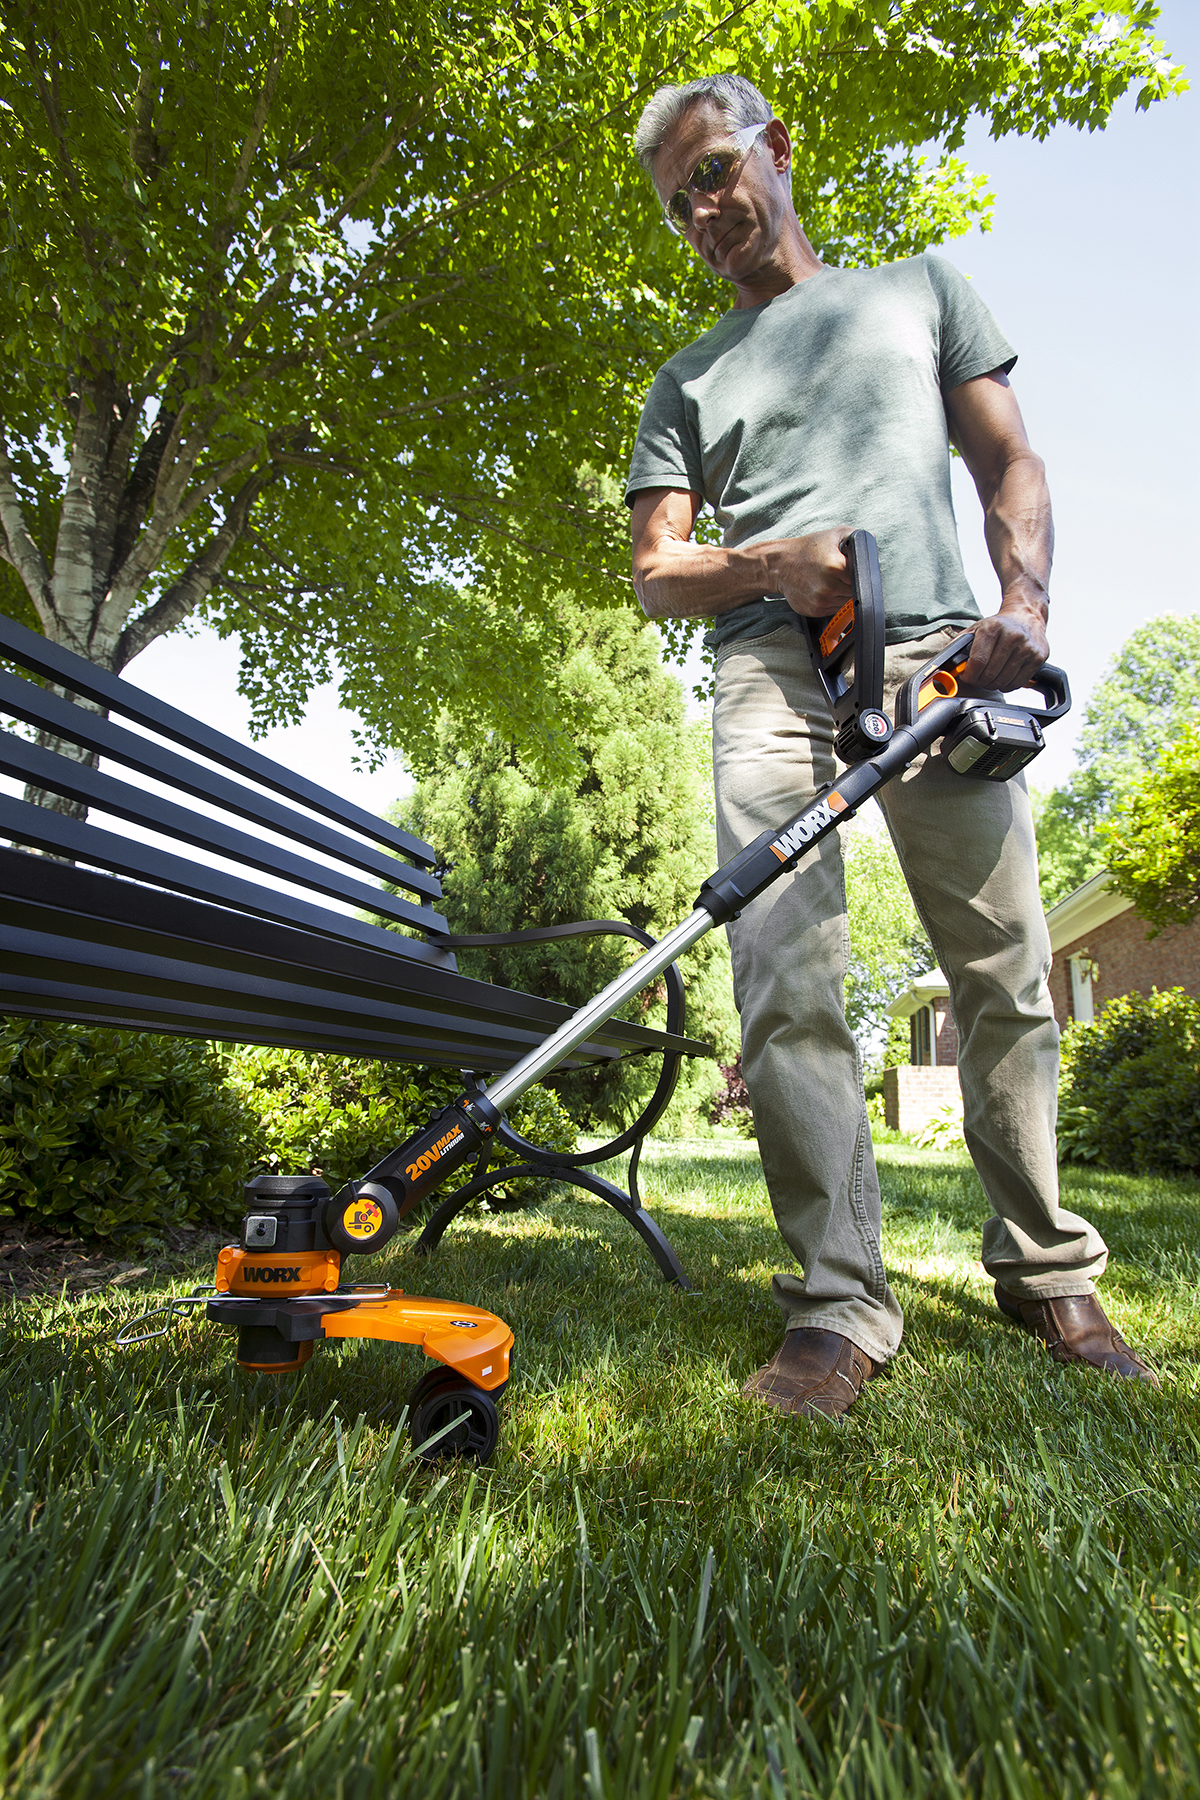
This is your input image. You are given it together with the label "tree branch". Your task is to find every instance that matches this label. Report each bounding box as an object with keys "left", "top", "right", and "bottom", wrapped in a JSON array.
[
  {"left": 322, "top": 104, "right": 417, "bottom": 233},
  {"left": 382, "top": 364, "right": 562, "bottom": 420},
  {"left": 106, "top": 405, "right": 180, "bottom": 577},
  {"left": 113, "top": 471, "right": 272, "bottom": 669},
  {"left": 269, "top": 449, "right": 363, "bottom": 476},
  {"left": 226, "top": 270, "right": 484, "bottom": 396},
  {"left": 128, "top": 23, "right": 165, "bottom": 178},
  {"left": 215, "top": 20, "right": 292, "bottom": 257},
  {"left": 0, "top": 433, "right": 57, "bottom": 631},
  {"left": 98, "top": 424, "right": 251, "bottom": 633},
  {"left": 23, "top": 15, "right": 99, "bottom": 273},
  {"left": 406, "top": 480, "right": 631, "bottom": 585}
]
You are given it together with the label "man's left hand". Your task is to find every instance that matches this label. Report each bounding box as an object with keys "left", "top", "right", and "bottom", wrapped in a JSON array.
[{"left": 963, "top": 600, "right": 1049, "bottom": 692}]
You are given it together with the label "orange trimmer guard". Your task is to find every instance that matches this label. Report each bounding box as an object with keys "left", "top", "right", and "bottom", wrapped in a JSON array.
[
  {"left": 206, "top": 1247, "right": 513, "bottom": 1389},
  {"left": 321, "top": 1292, "right": 512, "bottom": 1390}
]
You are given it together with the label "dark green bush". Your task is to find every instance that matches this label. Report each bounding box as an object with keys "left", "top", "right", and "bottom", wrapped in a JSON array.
[
  {"left": 0, "top": 1021, "right": 580, "bottom": 1245},
  {"left": 229, "top": 1047, "right": 577, "bottom": 1201},
  {"left": 1059, "top": 987, "right": 1200, "bottom": 1174},
  {"left": 0, "top": 1019, "right": 255, "bottom": 1240}
]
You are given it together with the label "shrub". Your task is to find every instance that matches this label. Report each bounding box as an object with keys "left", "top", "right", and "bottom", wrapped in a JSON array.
[
  {"left": 911, "top": 1102, "right": 966, "bottom": 1152},
  {"left": 0, "top": 1019, "right": 254, "bottom": 1241},
  {"left": 228, "top": 1047, "right": 577, "bottom": 1202},
  {"left": 397, "top": 601, "right": 738, "bottom": 1132},
  {"left": 0, "top": 1022, "right": 580, "bottom": 1247},
  {"left": 1058, "top": 988, "right": 1200, "bottom": 1175},
  {"left": 709, "top": 1057, "right": 756, "bottom": 1138}
]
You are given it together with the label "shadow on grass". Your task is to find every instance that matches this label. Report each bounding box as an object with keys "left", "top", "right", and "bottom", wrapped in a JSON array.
[{"left": 11, "top": 1143, "right": 1199, "bottom": 1505}]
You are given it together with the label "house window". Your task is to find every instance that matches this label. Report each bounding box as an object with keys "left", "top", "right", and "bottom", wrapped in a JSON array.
[
  {"left": 1068, "top": 954, "right": 1095, "bottom": 1025},
  {"left": 910, "top": 1005, "right": 937, "bottom": 1066}
]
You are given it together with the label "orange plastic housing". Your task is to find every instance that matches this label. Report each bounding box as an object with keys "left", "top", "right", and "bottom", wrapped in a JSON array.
[
  {"left": 216, "top": 1245, "right": 342, "bottom": 1295},
  {"left": 214, "top": 1246, "right": 513, "bottom": 1390},
  {"left": 818, "top": 600, "right": 855, "bottom": 659},
  {"left": 917, "top": 663, "right": 971, "bottom": 712},
  {"left": 321, "top": 1294, "right": 513, "bottom": 1391}
]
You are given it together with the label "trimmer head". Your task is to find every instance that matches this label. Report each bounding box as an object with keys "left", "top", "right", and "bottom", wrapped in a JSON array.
[{"left": 119, "top": 1172, "right": 513, "bottom": 1462}]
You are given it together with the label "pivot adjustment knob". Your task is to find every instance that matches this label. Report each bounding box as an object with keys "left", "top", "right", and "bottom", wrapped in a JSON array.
[
  {"left": 857, "top": 709, "right": 892, "bottom": 746},
  {"left": 835, "top": 708, "right": 893, "bottom": 764},
  {"left": 323, "top": 1181, "right": 400, "bottom": 1256}
]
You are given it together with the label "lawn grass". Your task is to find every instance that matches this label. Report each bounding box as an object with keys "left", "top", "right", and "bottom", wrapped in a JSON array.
[{"left": 2, "top": 1139, "right": 1199, "bottom": 1798}]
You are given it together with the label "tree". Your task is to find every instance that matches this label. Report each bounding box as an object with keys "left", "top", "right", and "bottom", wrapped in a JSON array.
[
  {"left": 842, "top": 826, "right": 933, "bottom": 1060},
  {"left": 1031, "top": 785, "right": 1106, "bottom": 911},
  {"left": 397, "top": 602, "right": 739, "bottom": 1129},
  {"left": 1101, "top": 722, "right": 1200, "bottom": 934},
  {"left": 1034, "top": 614, "right": 1200, "bottom": 908},
  {"left": 0, "top": 0, "right": 1183, "bottom": 782}
]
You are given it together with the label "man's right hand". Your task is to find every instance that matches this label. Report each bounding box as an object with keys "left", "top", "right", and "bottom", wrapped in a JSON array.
[
  {"left": 630, "top": 486, "right": 858, "bottom": 623},
  {"left": 764, "top": 526, "right": 856, "bottom": 618}
]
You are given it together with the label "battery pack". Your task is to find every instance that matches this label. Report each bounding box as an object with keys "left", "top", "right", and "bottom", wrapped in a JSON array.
[{"left": 941, "top": 704, "right": 1046, "bottom": 780}]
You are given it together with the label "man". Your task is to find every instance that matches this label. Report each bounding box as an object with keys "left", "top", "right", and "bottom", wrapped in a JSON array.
[{"left": 626, "top": 73, "right": 1155, "bottom": 1417}]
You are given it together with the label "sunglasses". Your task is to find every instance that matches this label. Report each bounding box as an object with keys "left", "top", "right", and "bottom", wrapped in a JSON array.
[{"left": 664, "top": 121, "right": 769, "bottom": 234}]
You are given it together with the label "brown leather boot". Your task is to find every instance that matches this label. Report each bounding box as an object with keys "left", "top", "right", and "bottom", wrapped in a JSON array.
[
  {"left": 742, "top": 1328, "right": 878, "bottom": 1419},
  {"left": 995, "top": 1284, "right": 1159, "bottom": 1385}
]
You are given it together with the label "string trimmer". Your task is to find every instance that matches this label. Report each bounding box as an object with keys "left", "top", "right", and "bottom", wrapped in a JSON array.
[{"left": 120, "top": 530, "right": 1069, "bottom": 1463}]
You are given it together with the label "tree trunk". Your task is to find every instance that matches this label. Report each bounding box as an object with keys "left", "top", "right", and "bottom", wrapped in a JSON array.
[{"left": 21, "top": 690, "right": 105, "bottom": 823}]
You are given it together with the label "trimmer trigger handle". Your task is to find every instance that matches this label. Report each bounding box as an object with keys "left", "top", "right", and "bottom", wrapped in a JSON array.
[
  {"left": 795, "top": 529, "right": 891, "bottom": 762},
  {"left": 896, "top": 632, "right": 977, "bottom": 727}
]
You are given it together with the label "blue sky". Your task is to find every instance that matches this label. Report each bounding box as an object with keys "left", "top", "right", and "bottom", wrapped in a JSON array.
[{"left": 131, "top": 4, "right": 1197, "bottom": 810}]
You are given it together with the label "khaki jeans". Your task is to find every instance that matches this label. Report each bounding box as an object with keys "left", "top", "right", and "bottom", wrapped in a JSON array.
[{"left": 712, "top": 622, "right": 1108, "bottom": 1366}]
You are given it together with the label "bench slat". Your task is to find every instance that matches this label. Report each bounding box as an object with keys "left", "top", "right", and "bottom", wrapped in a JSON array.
[
  {"left": 0, "top": 611, "right": 434, "bottom": 864},
  {"left": 0, "top": 796, "right": 451, "bottom": 956},
  {"left": 0, "top": 853, "right": 708, "bottom": 1063},
  {"left": 0, "top": 669, "right": 440, "bottom": 902},
  {"left": 3, "top": 965, "right": 630, "bottom": 1070},
  {"left": 2, "top": 979, "right": 560, "bottom": 1068},
  {"left": 3, "top": 925, "right": 623, "bottom": 1064},
  {"left": 0, "top": 734, "right": 440, "bottom": 936}
]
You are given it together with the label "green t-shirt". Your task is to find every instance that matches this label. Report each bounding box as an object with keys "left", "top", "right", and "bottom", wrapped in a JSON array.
[{"left": 624, "top": 255, "right": 1016, "bottom": 650}]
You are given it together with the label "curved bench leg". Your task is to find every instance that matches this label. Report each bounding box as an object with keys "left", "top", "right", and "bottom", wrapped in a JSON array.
[
  {"left": 558, "top": 1163, "right": 690, "bottom": 1289},
  {"left": 412, "top": 1160, "right": 690, "bottom": 1288},
  {"left": 412, "top": 1164, "right": 526, "bottom": 1258}
]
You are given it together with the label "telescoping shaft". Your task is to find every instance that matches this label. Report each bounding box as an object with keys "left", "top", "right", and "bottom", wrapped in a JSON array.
[
  {"left": 483, "top": 695, "right": 957, "bottom": 1120},
  {"left": 348, "top": 536, "right": 1067, "bottom": 1241},
  {"left": 484, "top": 906, "right": 715, "bottom": 1114}
]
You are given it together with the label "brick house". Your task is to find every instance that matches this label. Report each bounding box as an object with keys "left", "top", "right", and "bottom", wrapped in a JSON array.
[
  {"left": 883, "top": 969, "right": 959, "bottom": 1133},
  {"left": 881, "top": 872, "right": 1199, "bottom": 1131},
  {"left": 1043, "top": 870, "right": 1200, "bottom": 1026}
]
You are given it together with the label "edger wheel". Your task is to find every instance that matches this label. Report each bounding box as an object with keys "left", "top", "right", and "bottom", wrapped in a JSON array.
[
  {"left": 409, "top": 1357, "right": 509, "bottom": 1410},
  {"left": 407, "top": 1365, "right": 462, "bottom": 1415},
  {"left": 409, "top": 1375, "right": 499, "bottom": 1463}
]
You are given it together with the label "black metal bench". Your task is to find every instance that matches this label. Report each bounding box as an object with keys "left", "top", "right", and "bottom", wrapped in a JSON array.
[{"left": 0, "top": 614, "right": 708, "bottom": 1284}]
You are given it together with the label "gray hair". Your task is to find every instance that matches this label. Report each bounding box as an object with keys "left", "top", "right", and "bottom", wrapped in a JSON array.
[{"left": 633, "top": 74, "right": 775, "bottom": 178}]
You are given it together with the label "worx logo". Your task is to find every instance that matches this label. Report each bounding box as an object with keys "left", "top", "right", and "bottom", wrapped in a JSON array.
[
  {"left": 242, "top": 1265, "right": 302, "bottom": 1284},
  {"left": 770, "top": 792, "right": 846, "bottom": 862}
]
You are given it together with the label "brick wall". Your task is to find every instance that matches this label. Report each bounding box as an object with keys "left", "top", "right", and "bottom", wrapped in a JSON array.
[
  {"left": 934, "top": 1001, "right": 959, "bottom": 1066},
  {"left": 909, "top": 1000, "right": 959, "bottom": 1066},
  {"left": 883, "top": 1065, "right": 962, "bottom": 1134},
  {"left": 1050, "top": 906, "right": 1200, "bottom": 1027}
]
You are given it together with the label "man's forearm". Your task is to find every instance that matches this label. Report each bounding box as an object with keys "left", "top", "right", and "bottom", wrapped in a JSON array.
[
  {"left": 631, "top": 499, "right": 855, "bottom": 622},
  {"left": 633, "top": 538, "right": 780, "bottom": 620},
  {"left": 981, "top": 446, "right": 1054, "bottom": 624}
]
